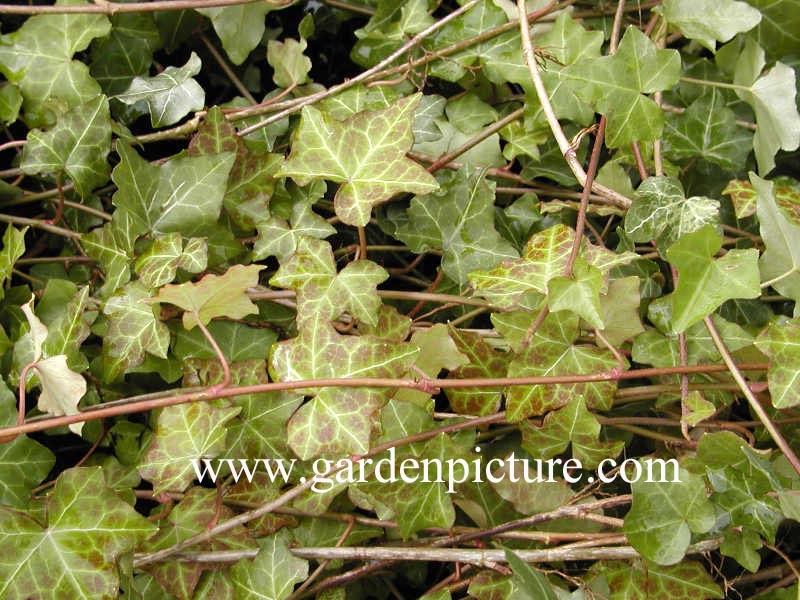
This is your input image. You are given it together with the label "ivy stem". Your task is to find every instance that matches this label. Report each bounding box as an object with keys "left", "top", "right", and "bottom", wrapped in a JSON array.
[
  {"left": 200, "top": 33, "right": 256, "bottom": 104},
  {"left": 194, "top": 317, "right": 231, "bottom": 390},
  {"left": 516, "top": 0, "right": 631, "bottom": 210},
  {"left": 132, "top": 411, "right": 507, "bottom": 567},
  {"left": 760, "top": 268, "right": 798, "bottom": 289},
  {"left": 703, "top": 316, "right": 800, "bottom": 477},
  {"left": 237, "top": 0, "right": 483, "bottom": 135},
  {"left": 679, "top": 76, "right": 749, "bottom": 92},
  {"left": 0, "top": 213, "right": 81, "bottom": 239}
]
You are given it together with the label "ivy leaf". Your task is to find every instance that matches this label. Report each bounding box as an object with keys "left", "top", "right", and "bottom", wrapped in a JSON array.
[
  {"left": 567, "top": 27, "right": 681, "bottom": 147},
  {"left": 664, "top": 91, "right": 753, "bottom": 171},
  {"left": 0, "top": 467, "right": 156, "bottom": 599},
  {"left": 395, "top": 167, "right": 518, "bottom": 285},
  {"left": 141, "top": 486, "right": 256, "bottom": 598},
  {"left": 19, "top": 296, "right": 86, "bottom": 434},
  {"left": 505, "top": 312, "right": 620, "bottom": 421},
  {"left": 138, "top": 403, "right": 240, "bottom": 493},
  {"left": 755, "top": 317, "right": 800, "bottom": 408},
  {"left": 134, "top": 233, "right": 207, "bottom": 289},
  {"left": 277, "top": 94, "right": 438, "bottom": 226},
  {"left": 0, "top": 0, "right": 110, "bottom": 124},
  {"left": 0, "top": 84, "right": 22, "bottom": 124},
  {"left": 112, "top": 142, "right": 236, "bottom": 236},
  {"left": 90, "top": 12, "right": 161, "bottom": 96},
  {"left": 666, "top": 224, "right": 761, "bottom": 332},
  {"left": 601, "top": 559, "right": 723, "bottom": 599},
  {"left": 0, "top": 391, "right": 55, "bottom": 508},
  {"left": 548, "top": 258, "right": 605, "bottom": 329},
  {"left": 254, "top": 198, "right": 336, "bottom": 262},
  {"left": 752, "top": 174, "right": 800, "bottom": 311},
  {"left": 0, "top": 225, "right": 26, "bottom": 290},
  {"left": 470, "top": 224, "right": 637, "bottom": 309},
  {"left": 270, "top": 236, "right": 388, "bottom": 327},
  {"left": 82, "top": 212, "right": 136, "bottom": 296},
  {"left": 197, "top": 3, "right": 275, "bottom": 65},
  {"left": 746, "top": 0, "right": 800, "bottom": 59},
  {"left": 734, "top": 40, "right": 800, "bottom": 175},
  {"left": 597, "top": 276, "right": 645, "bottom": 347},
  {"left": 231, "top": 530, "right": 308, "bottom": 599},
  {"left": 660, "top": 0, "right": 761, "bottom": 51},
  {"left": 267, "top": 38, "right": 312, "bottom": 88},
  {"left": 150, "top": 264, "right": 264, "bottom": 330},
  {"left": 623, "top": 467, "right": 716, "bottom": 565},
  {"left": 21, "top": 95, "right": 111, "bottom": 197},
  {"left": 520, "top": 396, "right": 624, "bottom": 468},
  {"left": 115, "top": 52, "right": 205, "bottom": 128},
  {"left": 445, "top": 327, "right": 508, "bottom": 416},
  {"left": 722, "top": 179, "right": 759, "bottom": 218},
  {"left": 505, "top": 549, "right": 559, "bottom": 600},
  {"left": 43, "top": 285, "right": 91, "bottom": 371},
  {"left": 102, "top": 282, "right": 170, "bottom": 382},
  {"left": 270, "top": 323, "right": 419, "bottom": 458},
  {"left": 624, "top": 176, "right": 720, "bottom": 256}
]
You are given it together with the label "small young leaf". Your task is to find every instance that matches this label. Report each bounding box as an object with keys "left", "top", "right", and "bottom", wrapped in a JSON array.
[
  {"left": 198, "top": 3, "right": 275, "bottom": 65},
  {"left": 267, "top": 38, "right": 312, "bottom": 88},
  {"left": 230, "top": 530, "right": 308, "bottom": 600},
  {"left": 150, "top": 264, "right": 264, "bottom": 330},
  {"left": 0, "top": 225, "right": 26, "bottom": 289}
]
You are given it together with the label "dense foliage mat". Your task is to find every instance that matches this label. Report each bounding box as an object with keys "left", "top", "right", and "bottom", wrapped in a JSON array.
[{"left": 0, "top": 0, "right": 799, "bottom": 598}]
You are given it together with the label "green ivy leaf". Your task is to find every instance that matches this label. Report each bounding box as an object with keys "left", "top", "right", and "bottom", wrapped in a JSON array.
[
  {"left": 198, "top": 3, "right": 276, "bottom": 65},
  {"left": 134, "top": 233, "right": 207, "bottom": 289},
  {"left": 267, "top": 38, "right": 312, "bottom": 88},
  {"left": 115, "top": 52, "right": 205, "bottom": 127},
  {"left": 548, "top": 258, "right": 605, "bottom": 329},
  {"left": 395, "top": 167, "right": 518, "bottom": 285},
  {"left": 82, "top": 212, "right": 137, "bottom": 296},
  {"left": 270, "top": 323, "right": 419, "bottom": 458},
  {"left": 722, "top": 178, "right": 759, "bottom": 218},
  {"left": 505, "top": 312, "right": 620, "bottom": 420},
  {"left": 505, "top": 549, "right": 559, "bottom": 600},
  {"left": 138, "top": 402, "right": 241, "bottom": 493},
  {"left": 660, "top": 0, "right": 761, "bottom": 51},
  {"left": 141, "top": 486, "right": 256, "bottom": 598},
  {"left": 755, "top": 316, "right": 800, "bottom": 408},
  {"left": 0, "top": 392, "right": 55, "bottom": 508},
  {"left": 43, "top": 285, "right": 91, "bottom": 371},
  {"left": 746, "top": 0, "right": 800, "bottom": 59},
  {"left": 624, "top": 176, "right": 720, "bottom": 256},
  {"left": 0, "top": 0, "right": 110, "bottom": 125},
  {"left": 664, "top": 91, "right": 753, "bottom": 171},
  {"left": 734, "top": 40, "right": 800, "bottom": 175},
  {"left": 470, "top": 224, "right": 637, "bottom": 309},
  {"left": 624, "top": 467, "right": 716, "bottom": 565},
  {"left": 151, "top": 264, "right": 264, "bottom": 330},
  {"left": 112, "top": 142, "right": 236, "bottom": 236},
  {"left": 102, "top": 282, "right": 170, "bottom": 382},
  {"left": 0, "top": 83, "right": 22, "bottom": 124},
  {"left": 567, "top": 27, "right": 681, "bottom": 147},
  {"left": 254, "top": 197, "right": 336, "bottom": 262},
  {"left": 445, "top": 326, "right": 508, "bottom": 416},
  {"left": 277, "top": 94, "right": 438, "bottom": 226},
  {"left": 520, "top": 396, "right": 624, "bottom": 468},
  {"left": 0, "top": 225, "right": 26, "bottom": 291},
  {"left": 90, "top": 12, "right": 161, "bottom": 97},
  {"left": 0, "top": 467, "right": 156, "bottom": 598},
  {"left": 270, "top": 236, "right": 388, "bottom": 328},
  {"left": 21, "top": 95, "right": 111, "bottom": 197},
  {"left": 230, "top": 530, "right": 308, "bottom": 599},
  {"left": 666, "top": 224, "right": 760, "bottom": 332},
  {"left": 752, "top": 173, "right": 800, "bottom": 311},
  {"left": 601, "top": 559, "right": 723, "bottom": 599},
  {"left": 597, "top": 276, "right": 645, "bottom": 347}
]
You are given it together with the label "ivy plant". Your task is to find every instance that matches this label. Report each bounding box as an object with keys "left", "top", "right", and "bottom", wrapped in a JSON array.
[{"left": 0, "top": 0, "right": 799, "bottom": 598}]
